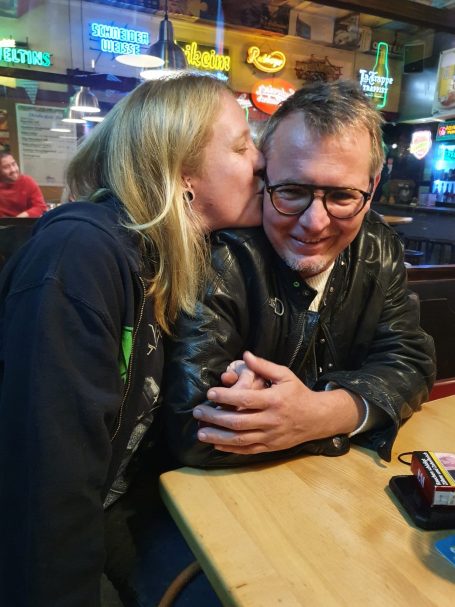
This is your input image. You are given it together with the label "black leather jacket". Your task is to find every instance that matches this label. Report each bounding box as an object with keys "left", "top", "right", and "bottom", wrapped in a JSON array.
[{"left": 163, "top": 211, "right": 436, "bottom": 466}]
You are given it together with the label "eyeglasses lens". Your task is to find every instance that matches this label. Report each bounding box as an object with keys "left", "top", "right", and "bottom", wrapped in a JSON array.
[{"left": 272, "top": 186, "right": 364, "bottom": 218}]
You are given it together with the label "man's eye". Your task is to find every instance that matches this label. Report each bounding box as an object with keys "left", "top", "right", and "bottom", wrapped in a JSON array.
[
  {"left": 329, "top": 190, "right": 358, "bottom": 204},
  {"left": 276, "top": 187, "right": 306, "bottom": 200}
]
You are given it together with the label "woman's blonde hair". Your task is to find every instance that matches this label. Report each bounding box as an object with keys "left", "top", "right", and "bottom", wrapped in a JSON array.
[{"left": 66, "top": 74, "right": 230, "bottom": 333}]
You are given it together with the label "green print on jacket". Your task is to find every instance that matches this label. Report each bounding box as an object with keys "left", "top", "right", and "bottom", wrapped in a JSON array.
[{"left": 119, "top": 325, "right": 133, "bottom": 382}]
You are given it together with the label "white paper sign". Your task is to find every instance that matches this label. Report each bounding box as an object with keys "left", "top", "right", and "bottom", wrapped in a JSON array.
[{"left": 16, "top": 104, "right": 77, "bottom": 187}]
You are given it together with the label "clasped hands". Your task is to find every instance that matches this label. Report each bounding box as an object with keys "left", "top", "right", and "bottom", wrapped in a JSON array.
[{"left": 193, "top": 351, "right": 364, "bottom": 455}]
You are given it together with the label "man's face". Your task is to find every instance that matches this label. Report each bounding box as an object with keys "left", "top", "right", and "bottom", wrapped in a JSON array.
[
  {"left": 263, "top": 114, "right": 377, "bottom": 278},
  {"left": 0, "top": 155, "right": 20, "bottom": 183}
]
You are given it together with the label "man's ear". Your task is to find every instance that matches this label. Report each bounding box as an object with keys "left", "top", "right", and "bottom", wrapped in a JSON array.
[{"left": 369, "top": 173, "right": 381, "bottom": 201}]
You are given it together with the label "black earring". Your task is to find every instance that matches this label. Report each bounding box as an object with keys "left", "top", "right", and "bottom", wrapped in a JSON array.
[{"left": 186, "top": 190, "right": 194, "bottom": 203}]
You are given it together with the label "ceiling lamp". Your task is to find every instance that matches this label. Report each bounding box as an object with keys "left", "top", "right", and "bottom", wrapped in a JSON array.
[
  {"left": 140, "top": 0, "right": 187, "bottom": 80},
  {"left": 50, "top": 118, "right": 71, "bottom": 133},
  {"left": 84, "top": 114, "right": 105, "bottom": 123},
  {"left": 70, "top": 86, "right": 100, "bottom": 113},
  {"left": 61, "top": 107, "right": 87, "bottom": 124},
  {"left": 115, "top": 53, "right": 164, "bottom": 69}
]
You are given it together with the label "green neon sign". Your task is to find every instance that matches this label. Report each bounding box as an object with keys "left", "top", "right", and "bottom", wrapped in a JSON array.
[
  {"left": 0, "top": 43, "right": 52, "bottom": 68},
  {"left": 358, "top": 42, "right": 394, "bottom": 109}
]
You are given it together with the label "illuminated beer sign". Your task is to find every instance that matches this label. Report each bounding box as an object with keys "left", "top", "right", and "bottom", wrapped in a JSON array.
[
  {"left": 251, "top": 78, "right": 295, "bottom": 115},
  {"left": 436, "top": 121, "right": 455, "bottom": 141},
  {"left": 247, "top": 46, "right": 286, "bottom": 73},
  {"left": 0, "top": 39, "right": 52, "bottom": 67},
  {"left": 410, "top": 130, "right": 432, "bottom": 160},
  {"left": 90, "top": 23, "right": 150, "bottom": 55},
  {"left": 358, "top": 42, "right": 394, "bottom": 109},
  {"left": 180, "top": 41, "right": 230, "bottom": 77}
]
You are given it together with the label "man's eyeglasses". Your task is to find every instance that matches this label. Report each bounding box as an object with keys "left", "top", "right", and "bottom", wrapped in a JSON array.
[{"left": 265, "top": 175, "right": 373, "bottom": 220}]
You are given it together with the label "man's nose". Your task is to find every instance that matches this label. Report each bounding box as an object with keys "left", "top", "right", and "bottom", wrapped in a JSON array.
[{"left": 299, "top": 195, "right": 331, "bottom": 230}]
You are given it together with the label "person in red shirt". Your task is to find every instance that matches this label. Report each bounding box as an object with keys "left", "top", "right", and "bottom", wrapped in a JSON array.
[{"left": 0, "top": 152, "right": 47, "bottom": 218}]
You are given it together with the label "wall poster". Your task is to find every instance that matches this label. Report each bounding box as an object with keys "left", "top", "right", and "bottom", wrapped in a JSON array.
[
  {"left": 16, "top": 104, "right": 77, "bottom": 187},
  {"left": 433, "top": 48, "right": 455, "bottom": 116}
]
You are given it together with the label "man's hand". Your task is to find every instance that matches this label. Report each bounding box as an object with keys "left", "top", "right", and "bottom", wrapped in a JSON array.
[
  {"left": 221, "top": 359, "right": 270, "bottom": 390},
  {"left": 15, "top": 211, "right": 30, "bottom": 218},
  {"left": 194, "top": 351, "right": 365, "bottom": 454}
]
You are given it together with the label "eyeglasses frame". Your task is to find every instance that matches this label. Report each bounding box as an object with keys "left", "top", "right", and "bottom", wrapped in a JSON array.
[{"left": 264, "top": 174, "right": 374, "bottom": 220}]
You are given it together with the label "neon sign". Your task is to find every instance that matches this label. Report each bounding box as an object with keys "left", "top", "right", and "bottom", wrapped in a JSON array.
[
  {"left": 251, "top": 78, "right": 295, "bottom": 115},
  {"left": 90, "top": 23, "right": 150, "bottom": 56},
  {"left": 181, "top": 41, "right": 230, "bottom": 74},
  {"left": 0, "top": 40, "right": 52, "bottom": 67},
  {"left": 358, "top": 42, "right": 394, "bottom": 109},
  {"left": 410, "top": 131, "right": 432, "bottom": 160},
  {"left": 247, "top": 46, "right": 286, "bottom": 73}
]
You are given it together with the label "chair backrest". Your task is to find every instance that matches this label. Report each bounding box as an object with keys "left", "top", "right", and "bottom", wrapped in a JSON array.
[
  {"left": 0, "top": 218, "right": 36, "bottom": 272},
  {"left": 407, "top": 265, "right": 455, "bottom": 380}
]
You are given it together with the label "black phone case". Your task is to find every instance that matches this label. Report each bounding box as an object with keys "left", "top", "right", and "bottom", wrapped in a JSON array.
[{"left": 389, "top": 475, "right": 455, "bottom": 530}]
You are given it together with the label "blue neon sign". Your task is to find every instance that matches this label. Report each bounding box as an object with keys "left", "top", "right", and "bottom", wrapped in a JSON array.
[{"left": 90, "top": 23, "right": 150, "bottom": 56}]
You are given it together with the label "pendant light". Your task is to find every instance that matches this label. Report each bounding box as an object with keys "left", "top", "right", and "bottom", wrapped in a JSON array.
[
  {"left": 140, "top": 0, "right": 187, "bottom": 80},
  {"left": 70, "top": 86, "right": 100, "bottom": 113},
  {"left": 62, "top": 106, "right": 86, "bottom": 124}
]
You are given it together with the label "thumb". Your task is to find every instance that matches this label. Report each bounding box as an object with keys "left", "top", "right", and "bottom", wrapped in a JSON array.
[{"left": 242, "top": 351, "right": 288, "bottom": 384}]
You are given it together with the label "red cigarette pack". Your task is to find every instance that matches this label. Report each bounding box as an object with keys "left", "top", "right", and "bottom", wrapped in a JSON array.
[{"left": 410, "top": 451, "right": 455, "bottom": 507}]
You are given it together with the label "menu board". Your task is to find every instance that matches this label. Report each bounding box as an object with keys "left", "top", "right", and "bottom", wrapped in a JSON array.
[{"left": 16, "top": 104, "right": 77, "bottom": 187}]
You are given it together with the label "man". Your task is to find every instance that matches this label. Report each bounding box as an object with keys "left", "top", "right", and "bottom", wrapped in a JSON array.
[
  {"left": 0, "top": 152, "right": 47, "bottom": 218},
  {"left": 163, "top": 80, "right": 435, "bottom": 467}
]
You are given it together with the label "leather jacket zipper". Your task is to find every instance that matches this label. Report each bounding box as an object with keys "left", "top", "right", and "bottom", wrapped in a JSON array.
[{"left": 111, "top": 276, "right": 146, "bottom": 442}]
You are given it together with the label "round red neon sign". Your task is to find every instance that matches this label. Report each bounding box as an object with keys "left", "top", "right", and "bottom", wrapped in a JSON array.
[{"left": 251, "top": 78, "right": 296, "bottom": 115}]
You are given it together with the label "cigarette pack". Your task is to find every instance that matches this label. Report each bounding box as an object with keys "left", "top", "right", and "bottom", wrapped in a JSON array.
[{"left": 410, "top": 451, "right": 455, "bottom": 507}]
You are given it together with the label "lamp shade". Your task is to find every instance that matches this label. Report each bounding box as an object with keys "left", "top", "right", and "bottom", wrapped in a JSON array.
[
  {"left": 115, "top": 54, "right": 164, "bottom": 68},
  {"left": 62, "top": 107, "right": 87, "bottom": 124},
  {"left": 146, "top": 14, "right": 187, "bottom": 70},
  {"left": 71, "top": 86, "right": 100, "bottom": 113}
]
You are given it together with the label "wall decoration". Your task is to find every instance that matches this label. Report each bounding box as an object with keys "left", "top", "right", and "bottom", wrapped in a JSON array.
[
  {"left": 333, "top": 13, "right": 360, "bottom": 50},
  {"left": 295, "top": 55, "right": 343, "bottom": 83},
  {"left": 433, "top": 48, "right": 455, "bottom": 116},
  {"left": 0, "top": 109, "right": 9, "bottom": 151}
]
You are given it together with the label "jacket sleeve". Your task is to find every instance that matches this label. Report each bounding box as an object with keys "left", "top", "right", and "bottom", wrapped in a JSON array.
[
  {"left": 163, "top": 245, "right": 251, "bottom": 467},
  {"left": 317, "top": 233, "right": 436, "bottom": 461},
  {"left": 0, "top": 235, "right": 126, "bottom": 606},
  {"left": 163, "top": 244, "right": 317, "bottom": 469},
  {"left": 25, "top": 176, "right": 47, "bottom": 218}
]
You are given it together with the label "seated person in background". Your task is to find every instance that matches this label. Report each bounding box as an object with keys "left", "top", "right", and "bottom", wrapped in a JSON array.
[
  {"left": 0, "top": 152, "right": 47, "bottom": 217},
  {"left": 164, "top": 80, "right": 436, "bottom": 468}
]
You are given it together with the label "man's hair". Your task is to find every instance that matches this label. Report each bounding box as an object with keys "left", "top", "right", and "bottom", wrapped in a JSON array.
[
  {"left": 0, "top": 151, "right": 14, "bottom": 162},
  {"left": 66, "top": 73, "right": 230, "bottom": 333},
  {"left": 260, "top": 80, "right": 385, "bottom": 177}
]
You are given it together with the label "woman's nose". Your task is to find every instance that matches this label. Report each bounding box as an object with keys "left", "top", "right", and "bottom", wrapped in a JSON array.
[{"left": 252, "top": 145, "right": 266, "bottom": 173}]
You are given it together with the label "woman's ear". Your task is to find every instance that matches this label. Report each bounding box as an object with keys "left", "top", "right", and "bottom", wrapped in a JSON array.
[{"left": 182, "top": 176, "right": 195, "bottom": 202}]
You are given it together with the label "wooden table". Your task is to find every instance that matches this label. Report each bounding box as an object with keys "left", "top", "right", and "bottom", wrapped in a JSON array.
[
  {"left": 381, "top": 214, "right": 414, "bottom": 225},
  {"left": 160, "top": 397, "right": 455, "bottom": 606}
]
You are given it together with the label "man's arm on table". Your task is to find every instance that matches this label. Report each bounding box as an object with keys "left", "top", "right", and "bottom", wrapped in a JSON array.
[
  {"left": 164, "top": 234, "right": 435, "bottom": 466},
  {"left": 191, "top": 241, "right": 436, "bottom": 462}
]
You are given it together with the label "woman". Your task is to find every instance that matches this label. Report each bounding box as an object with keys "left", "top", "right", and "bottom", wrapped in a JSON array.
[{"left": 0, "top": 74, "right": 264, "bottom": 607}]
